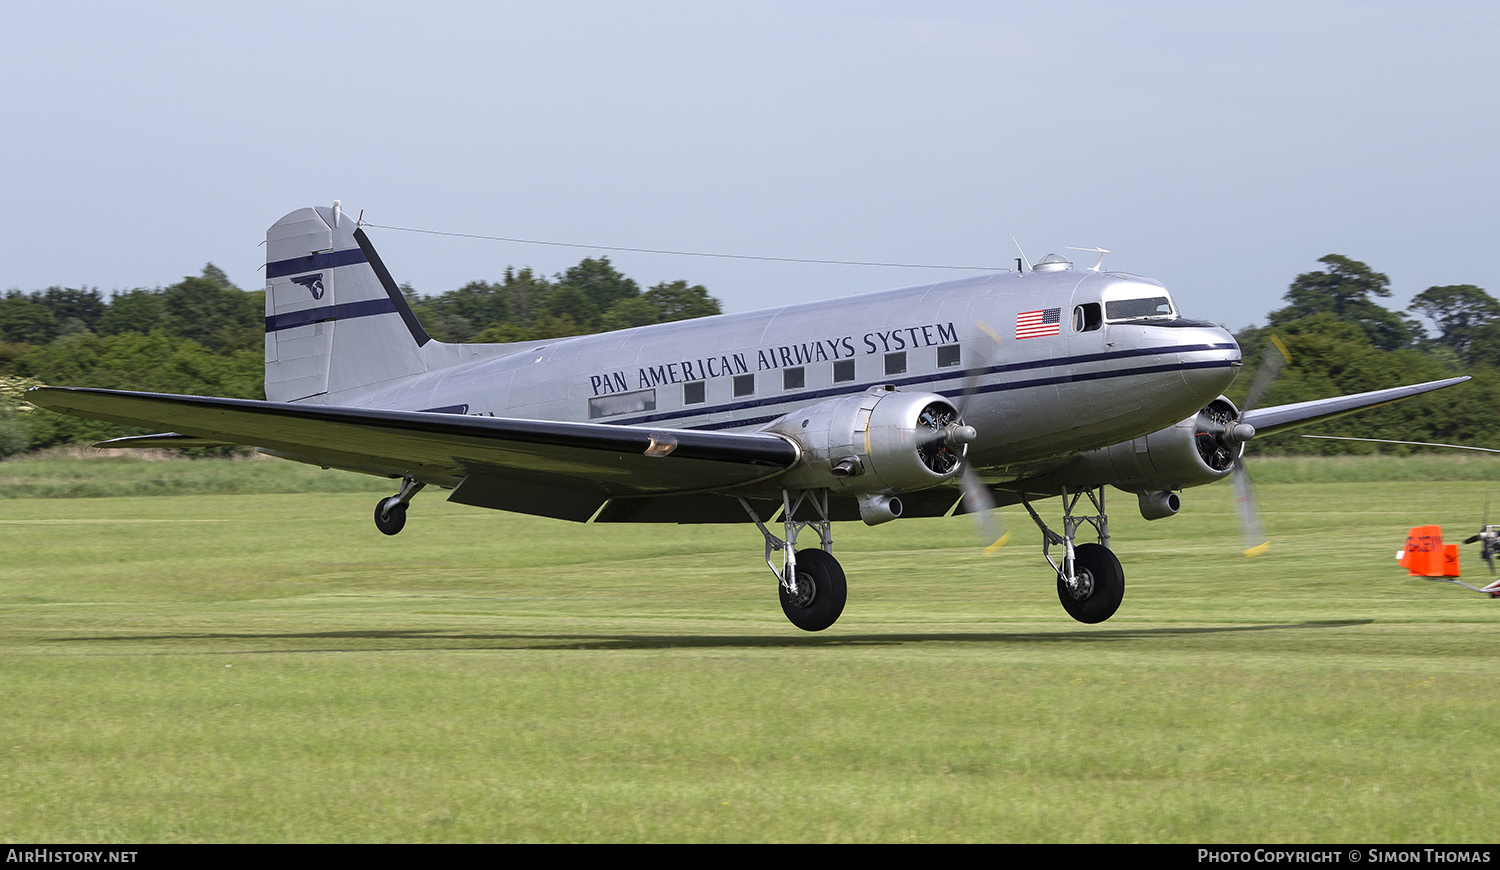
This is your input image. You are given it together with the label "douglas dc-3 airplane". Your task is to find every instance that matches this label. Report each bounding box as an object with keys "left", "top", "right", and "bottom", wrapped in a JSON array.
[{"left": 30, "top": 204, "right": 1470, "bottom": 630}]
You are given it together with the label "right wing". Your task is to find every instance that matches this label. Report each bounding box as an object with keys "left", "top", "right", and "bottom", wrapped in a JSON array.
[{"left": 29, "top": 386, "right": 801, "bottom": 521}]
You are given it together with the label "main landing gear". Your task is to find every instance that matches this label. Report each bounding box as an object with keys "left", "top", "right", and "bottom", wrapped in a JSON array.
[
  {"left": 1022, "top": 486, "right": 1124, "bottom": 624},
  {"left": 741, "top": 485, "right": 1125, "bottom": 631},
  {"left": 374, "top": 477, "right": 425, "bottom": 536},
  {"left": 740, "top": 491, "right": 847, "bottom": 632}
]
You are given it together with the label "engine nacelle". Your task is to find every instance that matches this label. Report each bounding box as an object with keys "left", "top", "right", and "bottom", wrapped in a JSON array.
[
  {"left": 765, "top": 386, "right": 966, "bottom": 499},
  {"left": 1054, "top": 397, "right": 1244, "bottom": 495}
]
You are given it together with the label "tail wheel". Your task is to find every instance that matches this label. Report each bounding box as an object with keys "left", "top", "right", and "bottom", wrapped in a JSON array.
[
  {"left": 374, "top": 499, "right": 407, "bottom": 536},
  {"left": 779, "top": 548, "right": 847, "bottom": 632},
  {"left": 1057, "top": 542, "right": 1124, "bottom": 624}
]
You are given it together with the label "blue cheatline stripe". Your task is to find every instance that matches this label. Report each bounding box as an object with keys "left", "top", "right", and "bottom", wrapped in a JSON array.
[
  {"left": 265, "top": 298, "right": 399, "bottom": 333},
  {"left": 266, "top": 247, "right": 368, "bottom": 279},
  {"left": 611, "top": 341, "right": 1236, "bottom": 428},
  {"left": 677, "top": 358, "right": 1238, "bottom": 430},
  {"left": 599, "top": 348, "right": 1237, "bottom": 429}
]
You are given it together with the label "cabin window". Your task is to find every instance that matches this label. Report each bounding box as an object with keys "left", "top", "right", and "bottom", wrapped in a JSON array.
[
  {"left": 884, "top": 351, "right": 907, "bottom": 376},
  {"left": 783, "top": 367, "right": 805, "bottom": 390},
  {"left": 589, "top": 389, "right": 656, "bottom": 419},
  {"left": 733, "top": 374, "right": 755, "bottom": 397},
  {"left": 937, "top": 344, "right": 961, "bottom": 368},
  {"left": 683, "top": 381, "right": 706, "bottom": 405},
  {"left": 833, "top": 359, "right": 855, "bottom": 382},
  {"left": 1074, "top": 303, "right": 1102, "bottom": 332}
]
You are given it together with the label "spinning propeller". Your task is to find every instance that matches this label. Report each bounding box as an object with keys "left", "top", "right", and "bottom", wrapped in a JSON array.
[
  {"left": 914, "top": 319, "right": 1011, "bottom": 552},
  {"left": 1195, "top": 335, "right": 1291, "bottom": 557},
  {"left": 1462, "top": 497, "right": 1500, "bottom": 575}
]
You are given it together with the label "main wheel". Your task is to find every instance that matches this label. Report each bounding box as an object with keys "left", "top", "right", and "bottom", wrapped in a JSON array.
[
  {"left": 779, "top": 547, "right": 847, "bottom": 632},
  {"left": 1056, "top": 542, "right": 1124, "bottom": 624},
  {"left": 374, "top": 499, "right": 407, "bottom": 536}
]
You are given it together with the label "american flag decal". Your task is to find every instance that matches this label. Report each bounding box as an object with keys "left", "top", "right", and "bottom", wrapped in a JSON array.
[{"left": 1015, "top": 307, "right": 1061, "bottom": 339}]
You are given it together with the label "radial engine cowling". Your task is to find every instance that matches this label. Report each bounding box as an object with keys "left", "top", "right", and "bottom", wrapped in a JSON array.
[
  {"left": 765, "top": 386, "right": 967, "bottom": 498},
  {"left": 1055, "top": 397, "right": 1244, "bottom": 494}
]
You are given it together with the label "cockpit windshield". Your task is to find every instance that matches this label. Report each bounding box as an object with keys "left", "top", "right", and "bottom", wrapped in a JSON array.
[{"left": 1104, "top": 295, "right": 1176, "bottom": 323}]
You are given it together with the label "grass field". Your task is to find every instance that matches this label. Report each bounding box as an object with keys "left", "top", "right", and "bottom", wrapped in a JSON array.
[{"left": 1, "top": 455, "right": 1497, "bottom": 842}]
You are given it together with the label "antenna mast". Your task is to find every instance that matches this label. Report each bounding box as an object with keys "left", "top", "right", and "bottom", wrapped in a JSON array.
[
  {"left": 1010, "top": 235, "right": 1032, "bottom": 272},
  {"left": 1067, "top": 246, "right": 1111, "bottom": 272}
]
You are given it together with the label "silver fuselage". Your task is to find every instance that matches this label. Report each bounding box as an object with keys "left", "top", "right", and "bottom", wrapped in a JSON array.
[{"left": 324, "top": 267, "right": 1241, "bottom": 483}]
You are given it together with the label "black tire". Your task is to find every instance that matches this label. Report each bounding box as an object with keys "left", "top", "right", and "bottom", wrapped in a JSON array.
[
  {"left": 779, "top": 547, "right": 847, "bottom": 632},
  {"left": 1056, "top": 542, "right": 1124, "bottom": 624},
  {"left": 374, "top": 499, "right": 407, "bottom": 536}
]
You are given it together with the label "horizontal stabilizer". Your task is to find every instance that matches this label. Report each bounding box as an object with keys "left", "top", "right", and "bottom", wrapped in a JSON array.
[{"left": 1243, "top": 376, "right": 1469, "bottom": 437}]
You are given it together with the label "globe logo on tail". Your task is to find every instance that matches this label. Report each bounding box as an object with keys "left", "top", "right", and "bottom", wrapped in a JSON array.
[{"left": 291, "top": 273, "right": 325, "bottom": 300}]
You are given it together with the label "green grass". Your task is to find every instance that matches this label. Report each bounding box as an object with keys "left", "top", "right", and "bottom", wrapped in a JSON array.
[
  {"left": 0, "top": 450, "right": 390, "bottom": 498},
  {"left": 4, "top": 449, "right": 1496, "bottom": 498},
  {"left": 1, "top": 455, "right": 1497, "bottom": 841}
]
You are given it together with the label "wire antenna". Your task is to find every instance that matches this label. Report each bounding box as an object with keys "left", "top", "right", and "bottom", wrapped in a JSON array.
[{"left": 358, "top": 220, "right": 1012, "bottom": 272}]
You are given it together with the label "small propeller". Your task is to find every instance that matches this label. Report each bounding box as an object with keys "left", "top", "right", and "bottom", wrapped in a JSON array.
[{"left": 1462, "top": 496, "right": 1498, "bottom": 574}]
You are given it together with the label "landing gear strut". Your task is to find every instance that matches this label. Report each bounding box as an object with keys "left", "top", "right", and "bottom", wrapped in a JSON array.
[
  {"left": 374, "top": 477, "right": 425, "bottom": 536},
  {"left": 1023, "top": 487, "right": 1124, "bottom": 624},
  {"left": 740, "top": 490, "right": 847, "bottom": 632}
]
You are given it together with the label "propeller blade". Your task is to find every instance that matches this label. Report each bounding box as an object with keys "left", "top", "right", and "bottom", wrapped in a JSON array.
[
  {"left": 1232, "top": 459, "right": 1268, "bottom": 557},
  {"left": 959, "top": 464, "right": 1009, "bottom": 552},
  {"left": 951, "top": 318, "right": 1003, "bottom": 416},
  {"left": 1243, "top": 334, "right": 1291, "bottom": 412},
  {"left": 940, "top": 318, "right": 1009, "bottom": 552},
  {"left": 1222, "top": 334, "right": 1288, "bottom": 558}
]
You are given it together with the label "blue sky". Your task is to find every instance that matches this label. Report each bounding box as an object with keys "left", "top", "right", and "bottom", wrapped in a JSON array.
[{"left": 2, "top": 1, "right": 1495, "bottom": 331}]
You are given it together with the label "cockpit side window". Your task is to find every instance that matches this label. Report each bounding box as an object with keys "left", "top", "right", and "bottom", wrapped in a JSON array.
[
  {"left": 1104, "top": 296, "right": 1175, "bottom": 322},
  {"left": 1073, "top": 303, "right": 1102, "bottom": 332}
]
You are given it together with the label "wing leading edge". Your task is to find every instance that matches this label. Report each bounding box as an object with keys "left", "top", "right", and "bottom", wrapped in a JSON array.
[{"left": 28, "top": 386, "right": 800, "bottom": 520}]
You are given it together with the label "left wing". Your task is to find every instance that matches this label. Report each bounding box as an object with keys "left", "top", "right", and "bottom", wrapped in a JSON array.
[
  {"left": 28, "top": 387, "right": 800, "bottom": 520},
  {"left": 1242, "top": 376, "right": 1469, "bottom": 436}
]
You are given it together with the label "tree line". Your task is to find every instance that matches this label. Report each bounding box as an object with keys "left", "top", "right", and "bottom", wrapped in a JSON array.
[
  {"left": 0, "top": 257, "right": 720, "bottom": 453},
  {"left": 1, "top": 251, "right": 1497, "bottom": 457},
  {"left": 1231, "top": 255, "right": 1500, "bottom": 453}
]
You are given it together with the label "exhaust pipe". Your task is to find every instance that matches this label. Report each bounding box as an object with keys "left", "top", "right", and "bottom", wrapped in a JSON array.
[
  {"left": 859, "top": 494, "right": 903, "bottom": 525},
  {"left": 1138, "top": 490, "right": 1181, "bottom": 521}
]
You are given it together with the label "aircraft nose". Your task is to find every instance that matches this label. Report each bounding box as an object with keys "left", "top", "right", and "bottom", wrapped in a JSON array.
[{"left": 1176, "top": 322, "right": 1241, "bottom": 401}]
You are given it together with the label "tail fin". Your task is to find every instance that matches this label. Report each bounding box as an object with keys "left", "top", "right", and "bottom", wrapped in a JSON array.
[{"left": 264, "top": 205, "right": 432, "bottom": 402}]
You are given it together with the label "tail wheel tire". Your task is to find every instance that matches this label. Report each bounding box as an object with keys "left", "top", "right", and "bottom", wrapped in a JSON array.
[
  {"left": 779, "top": 547, "right": 847, "bottom": 632},
  {"left": 374, "top": 499, "right": 407, "bottom": 536},
  {"left": 1057, "top": 542, "right": 1124, "bottom": 624}
]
